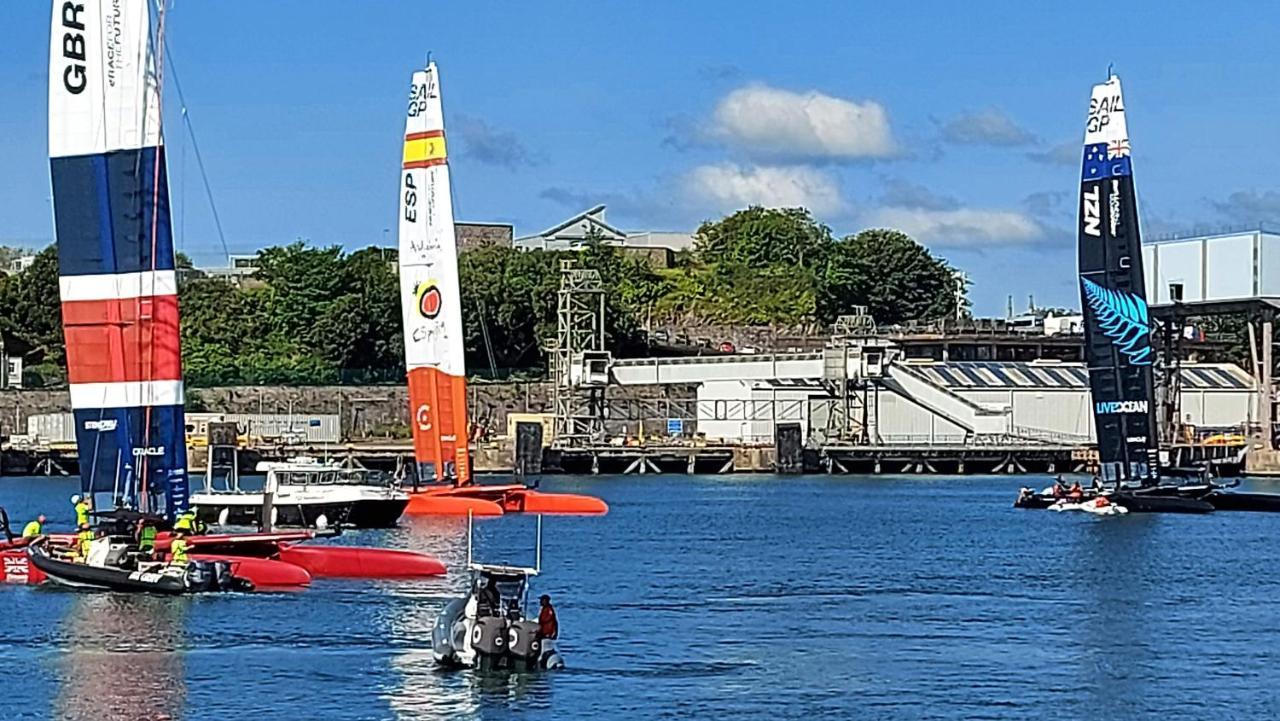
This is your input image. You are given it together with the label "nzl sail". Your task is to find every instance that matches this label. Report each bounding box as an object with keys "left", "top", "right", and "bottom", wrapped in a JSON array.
[
  {"left": 1078, "top": 74, "right": 1159, "bottom": 484},
  {"left": 49, "top": 0, "right": 189, "bottom": 516},
  {"left": 397, "top": 61, "right": 471, "bottom": 485}
]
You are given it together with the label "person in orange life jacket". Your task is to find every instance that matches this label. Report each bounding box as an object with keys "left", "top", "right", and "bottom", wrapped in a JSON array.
[
  {"left": 537, "top": 594, "right": 559, "bottom": 640},
  {"left": 1068, "top": 482, "right": 1084, "bottom": 499}
]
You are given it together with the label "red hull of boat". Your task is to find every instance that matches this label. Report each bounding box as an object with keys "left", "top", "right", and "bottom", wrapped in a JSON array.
[
  {"left": 277, "top": 543, "right": 446, "bottom": 578},
  {"left": 0, "top": 547, "right": 46, "bottom": 584},
  {"left": 505, "top": 490, "right": 609, "bottom": 515},
  {"left": 404, "top": 492, "right": 504, "bottom": 516},
  {"left": 190, "top": 554, "right": 311, "bottom": 588},
  {"left": 404, "top": 485, "right": 608, "bottom": 516}
]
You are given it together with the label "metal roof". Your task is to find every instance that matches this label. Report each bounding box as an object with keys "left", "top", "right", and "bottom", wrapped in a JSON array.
[{"left": 903, "top": 361, "right": 1253, "bottom": 391}]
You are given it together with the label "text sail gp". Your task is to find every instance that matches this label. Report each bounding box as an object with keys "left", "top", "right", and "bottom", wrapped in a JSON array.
[
  {"left": 1077, "top": 74, "right": 1159, "bottom": 485},
  {"left": 48, "top": 0, "right": 190, "bottom": 519}
]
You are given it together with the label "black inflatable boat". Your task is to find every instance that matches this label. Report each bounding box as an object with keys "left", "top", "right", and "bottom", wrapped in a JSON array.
[{"left": 27, "top": 540, "right": 253, "bottom": 594}]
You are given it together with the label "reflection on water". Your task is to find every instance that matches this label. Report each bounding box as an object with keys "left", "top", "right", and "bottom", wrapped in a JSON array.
[{"left": 53, "top": 593, "right": 186, "bottom": 721}]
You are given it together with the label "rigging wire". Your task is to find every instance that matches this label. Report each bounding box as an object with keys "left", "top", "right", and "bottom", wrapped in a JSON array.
[{"left": 159, "top": 33, "right": 232, "bottom": 265}]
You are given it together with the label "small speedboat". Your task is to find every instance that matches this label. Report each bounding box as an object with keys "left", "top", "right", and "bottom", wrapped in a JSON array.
[
  {"left": 27, "top": 538, "right": 254, "bottom": 595},
  {"left": 431, "top": 515, "right": 564, "bottom": 671}
]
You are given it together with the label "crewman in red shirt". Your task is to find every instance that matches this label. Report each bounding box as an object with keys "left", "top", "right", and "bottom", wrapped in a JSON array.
[{"left": 537, "top": 594, "right": 559, "bottom": 640}]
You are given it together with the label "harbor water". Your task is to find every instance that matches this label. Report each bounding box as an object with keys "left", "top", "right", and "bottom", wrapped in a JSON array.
[{"left": 4, "top": 473, "right": 1280, "bottom": 720}]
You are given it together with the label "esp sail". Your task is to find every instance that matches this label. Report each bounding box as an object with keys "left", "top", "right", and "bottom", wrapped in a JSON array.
[
  {"left": 49, "top": 0, "right": 189, "bottom": 516},
  {"left": 397, "top": 61, "right": 471, "bottom": 485},
  {"left": 1078, "top": 74, "right": 1159, "bottom": 485}
]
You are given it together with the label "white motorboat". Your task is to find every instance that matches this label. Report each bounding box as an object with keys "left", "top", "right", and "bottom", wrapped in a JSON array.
[{"left": 191, "top": 457, "right": 409, "bottom": 529}]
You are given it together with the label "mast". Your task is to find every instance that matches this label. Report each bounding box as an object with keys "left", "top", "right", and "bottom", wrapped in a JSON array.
[
  {"left": 397, "top": 61, "right": 471, "bottom": 485},
  {"left": 1077, "top": 74, "right": 1159, "bottom": 486},
  {"left": 49, "top": 0, "right": 190, "bottom": 518}
]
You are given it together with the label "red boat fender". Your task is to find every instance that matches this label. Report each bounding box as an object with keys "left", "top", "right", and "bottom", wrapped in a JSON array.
[
  {"left": 404, "top": 493, "right": 504, "bottom": 517},
  {"left": 190, "top": 553, "right": 311, "bottom": 589},
  {"left": 509, "top": 490, "right": 609, "bottom": 515},
  {"left": 277, "top": 544, "right": 446, "bottom": 578}
]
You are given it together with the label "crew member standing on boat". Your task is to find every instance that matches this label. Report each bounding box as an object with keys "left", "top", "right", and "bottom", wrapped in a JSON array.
[
  {"left": 22, "top": 515, "right": 46, "bottom": 538},
  {"left": 173, "top": 508, "right": 203, "bottom": 535},
  {"left": 537, "top": 594, "right": 559, "bottom": 640},
  {"left": 169, "top": 528, "right": 191, "bottom": 567},
  {"left": 72, "top": 495, "right": 91, "bottom": 528},
  {"left": 75, "top": 523, "right": 94, "bottom": 561},
  {"left": 136, "top": 519, "right": 158, "bottom": 556},
  {"left": 478, "top": 577, "right": 501, "bottom": 615}
]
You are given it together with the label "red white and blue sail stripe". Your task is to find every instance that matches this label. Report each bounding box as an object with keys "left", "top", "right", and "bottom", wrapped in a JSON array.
[{"left": 49, "top": 0, "right": 188, "bottom": 516}]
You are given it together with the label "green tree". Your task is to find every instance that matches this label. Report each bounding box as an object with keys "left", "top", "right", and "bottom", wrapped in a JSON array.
[
  {"left": 0, "top": 246, "right": 65, "bottom": 366},
  {"left": 692, "top": 206, "right": 832, "bottom": 268},
  {"left": 819, "top": 229, "right": 960, "bottom": 325}
]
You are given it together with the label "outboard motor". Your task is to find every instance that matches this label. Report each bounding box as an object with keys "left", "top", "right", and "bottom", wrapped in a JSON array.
[
  {"left": 432, "top": 598, "right": 466, "bottom": 665},
  {"left": 507, "top": 619, "right": 542, "bottom": 672},
  {"left": 470, "top": 616, "right": 509, "bottom": 671},
  {"left": 213, "top": 561, "right": 235, "bottom": 591},
  {"left": 185, "top": 561, "right": 214, "bottom": 592}
]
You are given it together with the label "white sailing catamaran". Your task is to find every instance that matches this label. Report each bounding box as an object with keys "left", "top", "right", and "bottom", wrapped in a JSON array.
[{"left": 395, "top": 61, "right": 606, "bottom": 517}]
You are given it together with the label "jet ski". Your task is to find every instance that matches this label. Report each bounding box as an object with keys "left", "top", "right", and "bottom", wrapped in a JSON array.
[{"left": 27, "top": 538, "right": 253, "bottom": 595}]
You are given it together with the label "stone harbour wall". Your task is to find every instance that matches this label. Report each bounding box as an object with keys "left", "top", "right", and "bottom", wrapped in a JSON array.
[{"left": 0, "top": 381, "right": 696, "bottom": 441}]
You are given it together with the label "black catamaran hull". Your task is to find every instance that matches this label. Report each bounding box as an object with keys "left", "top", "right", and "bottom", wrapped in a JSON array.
[{"left": 1014, "top": 491, "right": 1214, "bottom": 514}]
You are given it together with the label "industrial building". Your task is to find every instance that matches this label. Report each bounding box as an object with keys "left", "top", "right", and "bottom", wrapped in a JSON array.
[{"left": 686, "top": 360, "right": 1254, "bottom": 446}]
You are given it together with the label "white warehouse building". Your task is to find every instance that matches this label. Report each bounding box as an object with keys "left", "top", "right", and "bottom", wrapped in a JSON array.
[{"left": 692, "top": 360, "right": 1256, "bottom": 446}]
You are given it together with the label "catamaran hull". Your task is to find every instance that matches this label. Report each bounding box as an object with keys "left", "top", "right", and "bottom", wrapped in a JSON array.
[
  {"left": 189, "top": 554, "right": 311, "bottom": 588},
  {"left": 0, "top": 547, "right": 47, "bottom": 585},
  {"left": 405, "top": 485, "right": 608, "bottom": 516},
  {"left": 276, "top": 543, "right": 446, "bottom": 578}
]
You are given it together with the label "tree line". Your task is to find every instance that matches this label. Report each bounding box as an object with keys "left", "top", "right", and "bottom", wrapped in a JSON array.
[{"left": 0, "top": 207, "right": 965, "bottom": 387}]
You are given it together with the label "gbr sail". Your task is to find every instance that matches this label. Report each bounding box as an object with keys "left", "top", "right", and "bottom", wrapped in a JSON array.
[
  {"left": 1078, "top": 74, "right": 1159, "bottom": 485},
  {"left": 49, "top": 0, "right": 189, "bottom": 516},
  {"left": 397, "top": 62, "right": 470, "bottom": 484}
]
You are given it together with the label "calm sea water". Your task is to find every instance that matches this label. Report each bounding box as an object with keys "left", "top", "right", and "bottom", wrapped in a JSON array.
[{"left": 4, "top": 472, "right": 1280, "bottom": 720}]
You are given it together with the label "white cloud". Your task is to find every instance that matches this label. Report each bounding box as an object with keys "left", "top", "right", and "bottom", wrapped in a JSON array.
[
  {"left": 866, "top": 207, "right": 1042, "bottom": 248},
  {"left": 1026, "top": 140, "right": 1078, "bottom": 166},
  {"left": 939, "top": 108, "right": 1037, "bottom": 146},
  {"left": 711, "top": 84, "right": 896, "bottom": 160},
  {"left": 684, "top": 163, "right": 847, "bottom": 215}
]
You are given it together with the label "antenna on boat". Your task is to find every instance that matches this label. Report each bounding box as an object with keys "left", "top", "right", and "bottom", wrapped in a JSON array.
[
  {"left": 535, "top": 514, "right": 543, "bottom": 574},
  {"left": 466, "top": 509, "right": 473, "bottom": 566},
  {"left": 1107, "top": 62, "right": 1114, "bottom": 79}
]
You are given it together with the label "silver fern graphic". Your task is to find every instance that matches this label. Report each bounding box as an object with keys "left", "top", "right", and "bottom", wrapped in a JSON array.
[{"left": 1081, "top": 277, "right": 1151, "bottom": 365}]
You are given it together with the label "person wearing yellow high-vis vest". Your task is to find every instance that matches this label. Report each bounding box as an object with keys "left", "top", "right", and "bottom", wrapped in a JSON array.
[
  {"left": 22, "top": 515, "right": 46, "bottom": 538},
  {"left": 72, "top": 495, "right": 91, "bottom": 528},
  {"left": 169, "top": 528, "right": 191, "bottom": 567}
]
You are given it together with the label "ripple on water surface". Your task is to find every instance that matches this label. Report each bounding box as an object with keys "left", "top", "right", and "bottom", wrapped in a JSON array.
[{"left": 5, "top": 474, "right": 1280, "bottom": 719}]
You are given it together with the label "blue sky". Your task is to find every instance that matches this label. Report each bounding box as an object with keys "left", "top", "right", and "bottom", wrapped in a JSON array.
[{"left": 3, "top": 1, "right": 1279, "bottom": 315}]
